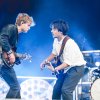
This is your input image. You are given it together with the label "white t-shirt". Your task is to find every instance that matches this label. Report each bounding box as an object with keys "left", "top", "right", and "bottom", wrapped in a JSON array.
[{"left": 52, "top": 37, "right": 86, "bottom": 67}]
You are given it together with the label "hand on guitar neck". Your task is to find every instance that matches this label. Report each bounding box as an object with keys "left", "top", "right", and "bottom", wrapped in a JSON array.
[
  {"left": 40, "top": 58, "right": 64, "bottom": 76},
  {"left": 40, "top": 60, "right": 54, "bottom": 71},
  {"left": 40, "top": 60, "right": 60, "bottom": 75}
]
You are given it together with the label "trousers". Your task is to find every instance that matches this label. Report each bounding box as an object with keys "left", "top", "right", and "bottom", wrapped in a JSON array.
[
  {"left": 52, "top": 65, "right": 85, "bottom": 100},
  {"left": 0, "top": 65, "right": 21, "bottom": 99}
]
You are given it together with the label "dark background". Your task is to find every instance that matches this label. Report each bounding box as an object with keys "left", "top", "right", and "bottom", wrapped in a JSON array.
[{"left": 0, "top": 0, "right": 100, "bottom": 76}]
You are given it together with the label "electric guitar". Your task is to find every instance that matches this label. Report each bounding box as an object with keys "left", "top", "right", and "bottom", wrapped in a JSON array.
[{"left": 1, "top": 52, "right": 32, "bottom": 68}]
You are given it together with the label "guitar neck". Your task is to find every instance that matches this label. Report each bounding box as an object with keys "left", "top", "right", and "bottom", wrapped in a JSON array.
[{"left": 15, "top": 53, "right": 26, "bottom": 59}]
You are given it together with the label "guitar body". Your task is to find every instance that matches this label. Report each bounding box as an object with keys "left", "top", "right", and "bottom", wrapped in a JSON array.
[
  {"left": 1, "top": 51, "right": 31, "bottom": 68},
  {"left": 2, "top": 52, "right": 21, "bottom": 68}
]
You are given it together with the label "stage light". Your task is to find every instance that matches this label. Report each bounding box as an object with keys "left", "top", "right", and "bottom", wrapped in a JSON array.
[
  {"left": 0, "top": 77, "right": 55, "bottom": 100},
  {"left": 20, "top": 78, "right": 53, "bottom": 100},
  {"left": 95, "top": 62, "right": 100, "bottom": 67},
  {"left": 0, "top": 78, "right": 9, "bottom": 99}
]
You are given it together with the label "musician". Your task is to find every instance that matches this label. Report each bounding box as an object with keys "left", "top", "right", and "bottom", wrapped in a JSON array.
[
  {"left": 40, "top": 19, "right": 86, "bottom": 100},
  {"left": 0, "top": 13, "right": 34, "bottom": 99}
]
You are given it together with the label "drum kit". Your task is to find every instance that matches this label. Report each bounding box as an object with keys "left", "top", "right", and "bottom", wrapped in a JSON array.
[
  {"left": 89, "top": 67, "right": 100, "bottom": 100},
  {"left": 82, "top": 50, "right": 100, "bottom": 100}
]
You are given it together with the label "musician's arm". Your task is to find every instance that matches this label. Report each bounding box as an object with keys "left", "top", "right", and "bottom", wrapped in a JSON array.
[
  {"left": 46, "top": 65, "right": 55, "bottom": 72},
  {"left": 45, "top": 53, "right": 56, "bottom": 62},
  {"left": 0, "top": 34, "right": 12, "bottom": 53},
  {"left": 0, "top": 27, "right": 16, "bottom": 64},
  {"left": 40, "top": 53, "right": 56, "bottom": 70}
]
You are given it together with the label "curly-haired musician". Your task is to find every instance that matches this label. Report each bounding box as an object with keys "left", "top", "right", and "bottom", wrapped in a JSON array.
[{"left": 40, "top": 19, "right": 86, "bottom": 100}]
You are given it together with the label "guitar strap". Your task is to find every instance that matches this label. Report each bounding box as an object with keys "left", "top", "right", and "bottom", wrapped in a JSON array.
[
  {"left": 53, "top": 36, "right": 70, "bottom": 77},
  {"left": 57, "top": 36, "right": 70, "bottom": 60}
]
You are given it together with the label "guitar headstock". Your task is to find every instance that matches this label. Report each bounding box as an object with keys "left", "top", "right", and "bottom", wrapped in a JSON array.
[{"left": 23, "top": 53, "right": 32, "bottom": 62}]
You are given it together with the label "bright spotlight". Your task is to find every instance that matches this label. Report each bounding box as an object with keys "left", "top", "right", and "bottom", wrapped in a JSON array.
[{"left": 95, "top": 62, "right": 100, "bottom": 67}]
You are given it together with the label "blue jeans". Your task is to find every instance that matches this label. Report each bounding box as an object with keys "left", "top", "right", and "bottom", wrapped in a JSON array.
[
  {"left": 52, "top": 66, "right": 85, "bottom": 100},
  {"left": 0, "top": 65, "right": 21, "bottom": 99}
]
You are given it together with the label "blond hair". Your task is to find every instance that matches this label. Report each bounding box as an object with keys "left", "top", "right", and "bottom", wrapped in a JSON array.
[{"left": 15, "top": 13, "right": 35, "bottom": 26}]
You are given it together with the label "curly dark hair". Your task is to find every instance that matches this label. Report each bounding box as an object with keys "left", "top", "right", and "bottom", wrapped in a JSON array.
[{"left": 50, "top": 19, "right": 69, "bottom": 35}]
